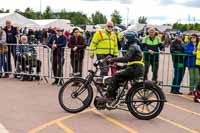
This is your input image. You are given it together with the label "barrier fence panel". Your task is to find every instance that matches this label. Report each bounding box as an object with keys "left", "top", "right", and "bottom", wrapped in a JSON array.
[
  {"left": 0, "top": 44, "right": 197, "bottom": 89},
  {"left": 144, "top": 51, "right": 197, "bottom": 89},
  {"left": 0, "top": 44, "right": 50, "bottom": 80},
  {"left": 50, "top": 47, "right": 97, "bottom": 81}
]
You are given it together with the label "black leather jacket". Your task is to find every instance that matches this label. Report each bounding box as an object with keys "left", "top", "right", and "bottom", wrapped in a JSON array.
[{"left": 112, "top": 42, "right": 143, "bottom": 63}]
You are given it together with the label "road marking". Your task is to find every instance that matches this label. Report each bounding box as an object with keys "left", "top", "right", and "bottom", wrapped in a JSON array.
[
  {"left": 0, "top": 124, "right": 9, "bottom": 133},
  {"left": 167, "top": 93, "right": 193, "bottom": 101},
  {"left": 179, "top": 95, "right": 194, "bottom": 101},
  {"left": 28, "top": 108, "right": 95, "bottom": 133},
  {"left": 158, "top": 116, "right": 199, "bottom": 133},
  {"left": 92, "top": 110, "right": 138, "bottom": 133},
  {"left": 166, "top": 103, "right": 200, "bottom": 117},
  {"left": 56, "top": 121, "right": 74, "bottom": 133}
]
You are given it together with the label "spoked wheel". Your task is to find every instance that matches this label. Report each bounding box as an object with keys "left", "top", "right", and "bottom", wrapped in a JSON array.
[
  {"left": 58, "top": 78, "right": 93, "bottom": 113},
  {"left": 127, "top": 85, "right": 165, "bottom": 120}
]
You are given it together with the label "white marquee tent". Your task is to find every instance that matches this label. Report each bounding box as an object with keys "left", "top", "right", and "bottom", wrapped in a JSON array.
[
  {"left": 127, "top": 24, "right": 172, "bottom": 32},
  {"left": 0, "top": 12, "right": 39, "bottom": 28},
  {"left": 32, "top": 19, "right": 71, "bottom": 30}
]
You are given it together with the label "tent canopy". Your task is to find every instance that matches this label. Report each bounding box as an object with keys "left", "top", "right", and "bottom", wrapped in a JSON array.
[
  {"left": 32, "top": 19, "right": 71, "bottom": 30},
  {"left": 127, "top": 24, "right": 172, "bottom": 32},
  {"left": 0, "top": 12, "right": 39, "bottom": 28}
]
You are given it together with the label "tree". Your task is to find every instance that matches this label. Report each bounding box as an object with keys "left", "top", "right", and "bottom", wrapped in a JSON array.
[
  {"left": 23, "top": 7, "right": 37, "bottom": 19},
  {"left": 172, "top": 23, "right": 200, "bottom": 32},
  {"left": 194, "top": 23, "right": 200, "bottom": 31},
  {"left": 0, "top": 8, "right": 9, "bottom": 13},
  {"left": 42, "top": 6, "right": 54, "bottom": 19},
  {"left": 138, "top": 16, "right": 148, "bottom": 24},
  {"left": 59, "top": 9, "right": 68, "bottom": 19},
  {"left": 111, "top": 10, "right": 122, "bottom": 24},
  {"left": 91, "top": 11, "right": 107, "bottom": 24},
  {"left": 14, "top": 9, "right": 22, "bottom": 13},
  {"left": 70, "top": 12, "right": 90, "bottom": 25}
]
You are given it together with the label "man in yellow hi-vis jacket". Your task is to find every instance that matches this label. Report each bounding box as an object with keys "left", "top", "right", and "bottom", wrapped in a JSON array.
[
  {"left": 196, "top": 42, "right": 200, "bottom": 66},
  {"left": 89, "top": 21, "right": 119, "bottom": 76},
  {"left": 194, "top": 42, "right": 200, "bottom": 103}
]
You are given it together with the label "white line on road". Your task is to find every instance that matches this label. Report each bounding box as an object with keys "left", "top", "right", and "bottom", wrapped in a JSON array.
[{"left": 0, "top": 123, "right": 9, "bottom": 133}]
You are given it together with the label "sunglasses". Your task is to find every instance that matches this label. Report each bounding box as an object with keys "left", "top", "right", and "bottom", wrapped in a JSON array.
[
  {"left": 191, "top": 36, "right": 197, "bottom": 39},
  {"left": 107, "top": 26, "right": 113, "bottom": 28}
]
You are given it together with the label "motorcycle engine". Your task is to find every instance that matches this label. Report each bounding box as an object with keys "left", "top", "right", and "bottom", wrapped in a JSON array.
[
  {"left": 94, "top": 96, "right": 106, "bottom": 110},
  {"left": 103, "top": 76, "right": 112, "bottom": 85}
]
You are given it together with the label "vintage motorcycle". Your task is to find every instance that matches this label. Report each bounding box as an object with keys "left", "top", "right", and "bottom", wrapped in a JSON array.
[{"left": 58, "top": 60, "right": 166, "bottom": 120}]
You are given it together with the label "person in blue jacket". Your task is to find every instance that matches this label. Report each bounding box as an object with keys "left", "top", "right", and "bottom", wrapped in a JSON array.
[
  {"left": 47, "top": 27, "right": 67, "bottom": 85},
  {"left": 16, "top": 35, "right": 41, "bottom": 78},
  {"left": 184, "top": 34, "right": 199, "bottom": 95}
]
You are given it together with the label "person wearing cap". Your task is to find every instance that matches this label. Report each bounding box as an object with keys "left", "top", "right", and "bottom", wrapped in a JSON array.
[
  {"left": 89, "top": 21, "right": 119, "bottom": 76},
  {"left": 142, "top": 27, "right": 165, "bottom": 82},
  {"left": 47, "top": 27, "right": 67, "bottom": 85},
  {"left": 68, "top": 28, "right": 86, "bottom": 77},
  {"left": 170, "top": 31, "right": 185, "bottom": 94},
  {"left": 184, "top": 34, "right": 200, "bottom": 95}
]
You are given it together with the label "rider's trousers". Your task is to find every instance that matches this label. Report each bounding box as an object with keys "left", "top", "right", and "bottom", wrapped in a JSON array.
[{"left": 108, "top": 64, "right": 144, "bottom": 97}]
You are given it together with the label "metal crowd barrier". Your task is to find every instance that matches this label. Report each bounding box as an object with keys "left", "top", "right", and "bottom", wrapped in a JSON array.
[
  {"left": 49, "top": 47, "right": 125, "bottom": 81},
  {"left": 0, "top": 44, "right": 197, "bottom": 89},
  {"left": 50, "top": 47, "right": 96, "bottom": 80},
  {"left": 143, "top": 50, "right": 198, "bottom": 89},
  {"left": 0, "top": 44, "right": 50, "bottom": 81}
]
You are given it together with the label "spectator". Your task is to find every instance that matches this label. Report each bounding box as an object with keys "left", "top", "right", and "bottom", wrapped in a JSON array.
[
  {"left": 27, "top": 29, "right": 36, "bottom": 44},
  {"left": 184, "top": 34, "right": 199, "bottom": 95},
  {"left": 22, "top": 27, "right": 28, "bottom": 35},
  {"left": 35, "top": 29, "right": 43, "bottom": 44},
  {"left": 89, "top": 21, "right": 119, "bottom": 76},
  {"left": 194, "top": 41, "right": 200, "bottom": 102},
  {"left": 0, "top": 27, "right": 8, "bottom": 78},
  {"left": 194, "top": 82, "right": 200, "bottom": 103},
  {"left": 42, "top": 28, "right": 48, "bottom": 45},
  {"left": 163, "top": 32, "right": 172, "bottom": 48},
  {"left": 184, "top": 35, "right": 190, "bottom": 43},
  {"left": 85, "top": 31, "right": 91, "bottom": 46},
  {"left": 142, "top": 28, "right": 165, "bottom": 82},
  {"left": 68, "top": 28, "right": 86, "bottom": 77},
  {"left": 4, "top": 20, "right": 18, "bottom": 77},
  {"left": 16, "top": 35, "right": 41, "bottom": 77},
  {"left": 64, "top": 30, "right": 70, "bottom": 42},
  {"left": 170, "top": 32, "right": 185, "bottom": 94},
  {"left": 47, "top": 27, "right": 66, "bottom": 85},
  {"left": 113, "top": 28, "right": 122, "bottom": 50}
]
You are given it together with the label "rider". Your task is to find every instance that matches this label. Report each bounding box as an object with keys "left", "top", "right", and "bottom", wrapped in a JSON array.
[{"left": 104, "top": 31, "right": 144, "bottom": 100}]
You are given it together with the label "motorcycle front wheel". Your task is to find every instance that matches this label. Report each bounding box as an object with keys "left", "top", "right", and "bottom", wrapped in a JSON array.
[{"left": 58, "top": 78, "right": 93, "bottom": 113}]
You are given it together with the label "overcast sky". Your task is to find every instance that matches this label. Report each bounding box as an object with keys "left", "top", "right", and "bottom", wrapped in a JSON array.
[{"left": 0, "top": 0, "right": 200, "bottom": 24}]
